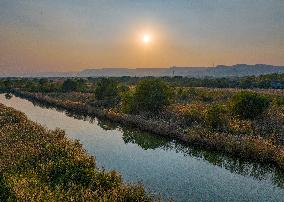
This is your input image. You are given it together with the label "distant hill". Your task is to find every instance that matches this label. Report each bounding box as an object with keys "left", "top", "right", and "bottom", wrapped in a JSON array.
[
  {"left": 0, "top": 71, "right": 77, "bottom": 78},
  {"left": 78, "top": 64, "right": 284, "bottom": 78},
  {"left": 2, "top": 64, "right": 284, "bottom": 78},
  {"left": 25, "top": 72, "right": 77, "bottom": 78}
]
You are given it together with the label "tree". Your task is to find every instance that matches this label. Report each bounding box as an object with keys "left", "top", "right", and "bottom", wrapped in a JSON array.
[
  {"left": 62, "top": 79, "right": 79, "bottom": 92},
  {"left": 122, "top": 78, "right": 173, "bottom": 113},
  {"left": 3, "top": 80, "right": 12, "bottom": 90},
  {"left": 230, "top": 91, "right": 270, "bottom": 119},
  {"left": 204, "top": 104, "right": 227, "bottom": 130},
  {"left": 121, "top": 91, "right": 136, "bottom": 113},
  {"left": 39, "top": 78, "right": 48, "bottom": 85},
  {"left": 94, "top": 78, "right": 118, "bottom": 100}
]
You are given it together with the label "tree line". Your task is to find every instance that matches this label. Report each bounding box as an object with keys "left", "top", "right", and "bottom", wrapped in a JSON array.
[{"left": 0, "top": 73, "right": 283, "bottom": 94}]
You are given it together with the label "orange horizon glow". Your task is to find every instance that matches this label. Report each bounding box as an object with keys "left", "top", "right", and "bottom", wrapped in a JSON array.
[
  {"left": 0, "top": 1, "right": 283, "bottom": 74},
  {"left": 1, "top": 25, "right": 284, "bottom": 73}
]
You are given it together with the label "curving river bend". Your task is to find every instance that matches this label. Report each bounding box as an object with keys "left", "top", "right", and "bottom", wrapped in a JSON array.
[{"left": 1, "top": 94, "right": 284, "bottom": 202}]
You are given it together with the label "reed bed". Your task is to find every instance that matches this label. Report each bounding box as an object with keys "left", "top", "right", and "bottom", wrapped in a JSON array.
[
  {"left": 0, "top": 103, "right": 157, "bottom": 201},
  {"left": 9, "top": 90, "right": 284, "bottom": 171}
]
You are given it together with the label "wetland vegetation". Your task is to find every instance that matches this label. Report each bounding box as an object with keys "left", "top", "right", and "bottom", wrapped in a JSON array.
[
  {"left": 0, "top": 74, "right": 284, "bottom": 201},
  {"left": 0, "top": 103, "right": 156, "bottom": 201},
  {"left": 1, "top": 75, "right": 284, "bottom": 168}
]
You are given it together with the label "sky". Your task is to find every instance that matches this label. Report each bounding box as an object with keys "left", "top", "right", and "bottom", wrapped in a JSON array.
[{"left": 0, "top": 0, "right": 284, "bottom": 74}]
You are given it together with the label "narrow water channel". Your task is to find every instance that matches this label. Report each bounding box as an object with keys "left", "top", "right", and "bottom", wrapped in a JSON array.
[{"left": 1, "top": 94, "right": 284, "bottom": 202}]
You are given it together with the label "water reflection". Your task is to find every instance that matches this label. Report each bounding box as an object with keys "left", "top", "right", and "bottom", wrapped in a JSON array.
[
  {"left": 15, "top": 94, "right": 284, "bottom": 190},
  {"left": 97, "top": 118, "right": 119, "bottom": 131},
  {"left": 121, "top": 127, "right": 173, "bottom": 150}
]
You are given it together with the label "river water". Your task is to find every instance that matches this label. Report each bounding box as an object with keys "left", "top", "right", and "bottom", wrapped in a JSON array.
[{"left": 1, "top": 94, "right": 284, "bottom": 202}]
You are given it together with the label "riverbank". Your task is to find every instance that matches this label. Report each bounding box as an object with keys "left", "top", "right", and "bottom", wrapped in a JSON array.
[
  {"left": 8, "top": 90, "right": 284, "bottom": 171},
  {"left": 0, "top": 102, "right": 156, "bottom": 201}
]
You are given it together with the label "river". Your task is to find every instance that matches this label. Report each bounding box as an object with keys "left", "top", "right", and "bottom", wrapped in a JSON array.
[{"left": 1, "top": 94, "right": 284, "bottom": 201}]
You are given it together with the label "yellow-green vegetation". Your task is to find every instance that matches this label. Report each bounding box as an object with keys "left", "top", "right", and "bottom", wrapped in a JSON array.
[
  {"left": 2, "top": 77, "right": 284, "bottom": 170},
  {"left": 168, "top": 88, "right": 284, "bottom": 167},
  {"left": 121, "top": 79, "right": 173, "bottom": 113},
  {"left": 0, "top": 104, "right": 156, "bottom": 201},
  {"left": 94, "top": 78, "right": 119, "bottom": 101},
  {"left": 230, "top": 91, "right": 270, "bottom": 119},
  {"left": 172, "top": 89, "right": 284, "bottom": 141}
]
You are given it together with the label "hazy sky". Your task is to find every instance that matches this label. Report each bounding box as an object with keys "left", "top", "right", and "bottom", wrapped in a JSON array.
[{"left": 1, "top": 0, "right": 284, "bottom": 73}]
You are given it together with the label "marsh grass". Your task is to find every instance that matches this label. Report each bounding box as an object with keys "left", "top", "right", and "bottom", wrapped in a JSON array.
[
  {"left": 0, "top": 103, "right": 157, "bottom": 201},
  {"left": 8, "top": 87, "right": 284, "bottom": 171}
]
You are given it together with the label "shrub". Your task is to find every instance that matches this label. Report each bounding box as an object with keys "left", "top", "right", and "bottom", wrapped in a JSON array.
[
  {"left": 118, "top": 84, "right": 130, "bottom": 94},
  {"left": 230, "top": 91, "right": 270, "bottom": 119},
  {"left": 275, "top": 95, "right": 284, "bottom": 106},
  {"left": 62, "top": 79, "right": 80, "bottom": 92},
  {"left": 176, "top": 88, "right": 190, "bottom": 102},
  {"left": 121, "top": 91, "right": 136, "bottom": 113},
  {"left": 0, "top": 175, "right": 15, "bottom": 201},
  {"left": 200, "top": 93, "right": 214, "bottom": 103},
  {"left": 174, "top": 104, "right": 205, "bottom": 126},
  {"left": 122, "top": 79, "right": 173, "bottom": 113},
  {"left": 95, "top": 78, "right": 118, "bottom": 100},
  {"left": 204, "top": 104, "right": 227, "bottom": 130},
  {"left": 183, "top": 108, "right": 204, "bottom": 124}
]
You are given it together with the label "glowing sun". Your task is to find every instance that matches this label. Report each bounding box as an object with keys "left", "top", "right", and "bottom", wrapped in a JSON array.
[{"left": 142, "top": 34, "right": 151, "bottom": 44}]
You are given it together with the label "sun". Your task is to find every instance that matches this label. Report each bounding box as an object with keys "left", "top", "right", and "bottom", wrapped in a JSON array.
[{"left": 142, "top": 34, "right": 151, "bottom": 44}]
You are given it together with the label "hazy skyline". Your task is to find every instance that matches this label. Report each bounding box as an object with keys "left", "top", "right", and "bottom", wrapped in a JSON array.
[{"left": 1, "top": 0, "right": 284, "bottom": 74}]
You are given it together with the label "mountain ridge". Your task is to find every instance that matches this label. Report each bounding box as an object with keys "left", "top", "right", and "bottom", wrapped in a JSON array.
[
  {"left": 1, "top": 64, "right": 284, "bottom": 77},
  {"left": 78, "top": 64, "right": 284, "bottom": 78}
]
